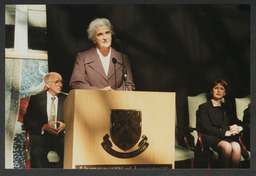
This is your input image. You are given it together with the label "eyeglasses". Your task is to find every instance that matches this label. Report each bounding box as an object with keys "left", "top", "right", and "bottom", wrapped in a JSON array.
[{"left": 47, "top": 80, "right": 63, "bottom": 85}]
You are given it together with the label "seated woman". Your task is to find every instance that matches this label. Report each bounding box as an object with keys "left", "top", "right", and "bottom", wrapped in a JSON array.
[{"left": 196, "top": 79, "right": 244, "bottom": 168}]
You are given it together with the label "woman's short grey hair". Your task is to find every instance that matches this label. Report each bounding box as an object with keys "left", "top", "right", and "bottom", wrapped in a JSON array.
[{"left": 87, "top": 18, "right": 114, "bottom": 41}]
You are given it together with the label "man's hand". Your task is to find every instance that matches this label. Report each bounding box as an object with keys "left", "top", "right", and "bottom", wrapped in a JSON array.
[
  {"left": 43, "top": 121, "right": 65, "bottom": 136},
  {"left": 43, "top": 122, "right": 58, "bottom": 135},
  {"left": 56, "top": 121, "right": 65, "bottom": 133}
]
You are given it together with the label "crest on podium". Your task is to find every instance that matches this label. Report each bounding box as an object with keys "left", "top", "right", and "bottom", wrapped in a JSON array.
[{"left": 102, "top": 109, "right": 149, "bottom": 158}]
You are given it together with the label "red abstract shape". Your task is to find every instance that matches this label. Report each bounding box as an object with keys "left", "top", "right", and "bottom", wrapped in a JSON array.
[{"left": 18, "top": 96, "right": 29, "bottom": 123}]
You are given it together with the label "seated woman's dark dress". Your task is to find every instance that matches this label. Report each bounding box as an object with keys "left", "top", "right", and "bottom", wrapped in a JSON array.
[{"left": 196, "top": 101, "right": 244, "bottom": 152}]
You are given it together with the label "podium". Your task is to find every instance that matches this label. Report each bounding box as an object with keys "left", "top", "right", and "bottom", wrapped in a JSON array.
[{"left": 63, "top": 90, "right": 176, "bottom": 169}]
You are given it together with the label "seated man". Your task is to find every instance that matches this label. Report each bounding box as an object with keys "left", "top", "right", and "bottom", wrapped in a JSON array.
[
  {"left": 23, "top": 72, "right": 67, "bottom": 168},
  {"left": 242, "top": 103, "right": 250, "bottom": 150}
]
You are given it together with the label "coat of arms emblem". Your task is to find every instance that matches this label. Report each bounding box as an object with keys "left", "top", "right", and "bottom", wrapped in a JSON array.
[{"left": 102, "top": 109, "right": 149, "bottom": 158}]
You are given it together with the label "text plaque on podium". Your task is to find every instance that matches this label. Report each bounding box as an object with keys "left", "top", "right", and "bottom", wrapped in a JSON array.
[{"left": 63, "top": 90, "right": 175, "bottom": 169}]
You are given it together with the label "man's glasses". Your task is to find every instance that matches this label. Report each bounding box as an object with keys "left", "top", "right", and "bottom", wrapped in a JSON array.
[{"left": 47, "top": 80, "right": 63, "bottom": 85}]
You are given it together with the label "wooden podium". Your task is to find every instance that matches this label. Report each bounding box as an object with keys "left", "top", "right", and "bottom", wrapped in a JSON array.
[{"left": 63, "top": 90, "right": 175, "bottom": 169}]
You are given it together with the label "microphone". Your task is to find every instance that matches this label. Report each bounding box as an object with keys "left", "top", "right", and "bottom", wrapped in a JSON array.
[
  {"left": 112, "top": 57, "right": 117, "bottom": 64},
  {"left": 112, "top": 58, "right": 117, "bottom": 90},
  {"left": 115, "top": 39, "right": 127, "bottom": 91}
]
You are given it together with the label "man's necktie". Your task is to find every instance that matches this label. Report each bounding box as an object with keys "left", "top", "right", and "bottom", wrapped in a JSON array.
[{"left": 49, "top": 97, "right": 56, "bottom": 127}]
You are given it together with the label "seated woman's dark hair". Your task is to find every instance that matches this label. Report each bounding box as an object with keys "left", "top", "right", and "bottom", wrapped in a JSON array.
[
  {"left": 210, "top": 79, "right": 229, "bottom": 91},
  {"left": 206, "top": 79, "right": 229, "bottom": 100}
]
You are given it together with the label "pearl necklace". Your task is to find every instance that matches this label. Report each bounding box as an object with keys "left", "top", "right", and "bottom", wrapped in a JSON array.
[{"left": 212, "top": 100, "right": 221, "bottom": 107}]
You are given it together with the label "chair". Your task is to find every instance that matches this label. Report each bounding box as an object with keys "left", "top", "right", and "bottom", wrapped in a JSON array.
[
  {"left": 173, "top": 94, "right": 207, "bottom": 168},
  {"left": 175, "top": 113, "right": 194, "bottom": 168},
  {"left": 175, "top": 145, "right": 195, "bottom": 168},
  {"left": 22, "top": 90, "right": 60, "bottom": 168},
  {"left": 235, "top": 95, "right": 250, "bottom": 121},
  {"left": 187, "top": 93, "right": 250, "bottom": 168},
  {"left": 187, "top": 93, "right": 207, "bottom": 149}
]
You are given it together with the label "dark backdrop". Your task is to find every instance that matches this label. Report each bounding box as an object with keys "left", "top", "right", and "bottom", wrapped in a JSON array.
[{"left": 46, "top": 4, "right": 250, "bottom": 145}]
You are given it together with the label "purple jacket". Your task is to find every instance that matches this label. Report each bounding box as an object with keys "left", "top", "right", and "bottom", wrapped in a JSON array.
[{"left": 69, "top": 47, "right": 135, "bottom": 91}]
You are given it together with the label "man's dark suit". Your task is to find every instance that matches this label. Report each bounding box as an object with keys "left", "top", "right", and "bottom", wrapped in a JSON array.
[
  {"left": 69, "top": 47, "right": 135, "bottom": 90},
  {"left": 242, "top": 104, "right": 250, "bottom": 150},
  {"left": 23, "top": 90, "right": 67, "bottom": 168}
]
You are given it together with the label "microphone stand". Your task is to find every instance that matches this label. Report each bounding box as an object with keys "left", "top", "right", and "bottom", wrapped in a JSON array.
[
  {"left": 117, "top": 39, "right": 127, "bottom": 91},
  {"left": 112, "top": 58, "right": 117, "bottom": 90},
  {"left": 122, "top": 56, "right": 127, "bottom": 91}
]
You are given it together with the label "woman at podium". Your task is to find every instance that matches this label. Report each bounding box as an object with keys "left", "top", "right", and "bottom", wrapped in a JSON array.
[{"left": 69, "top": 18, "right": 135, "bottom": 91}]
